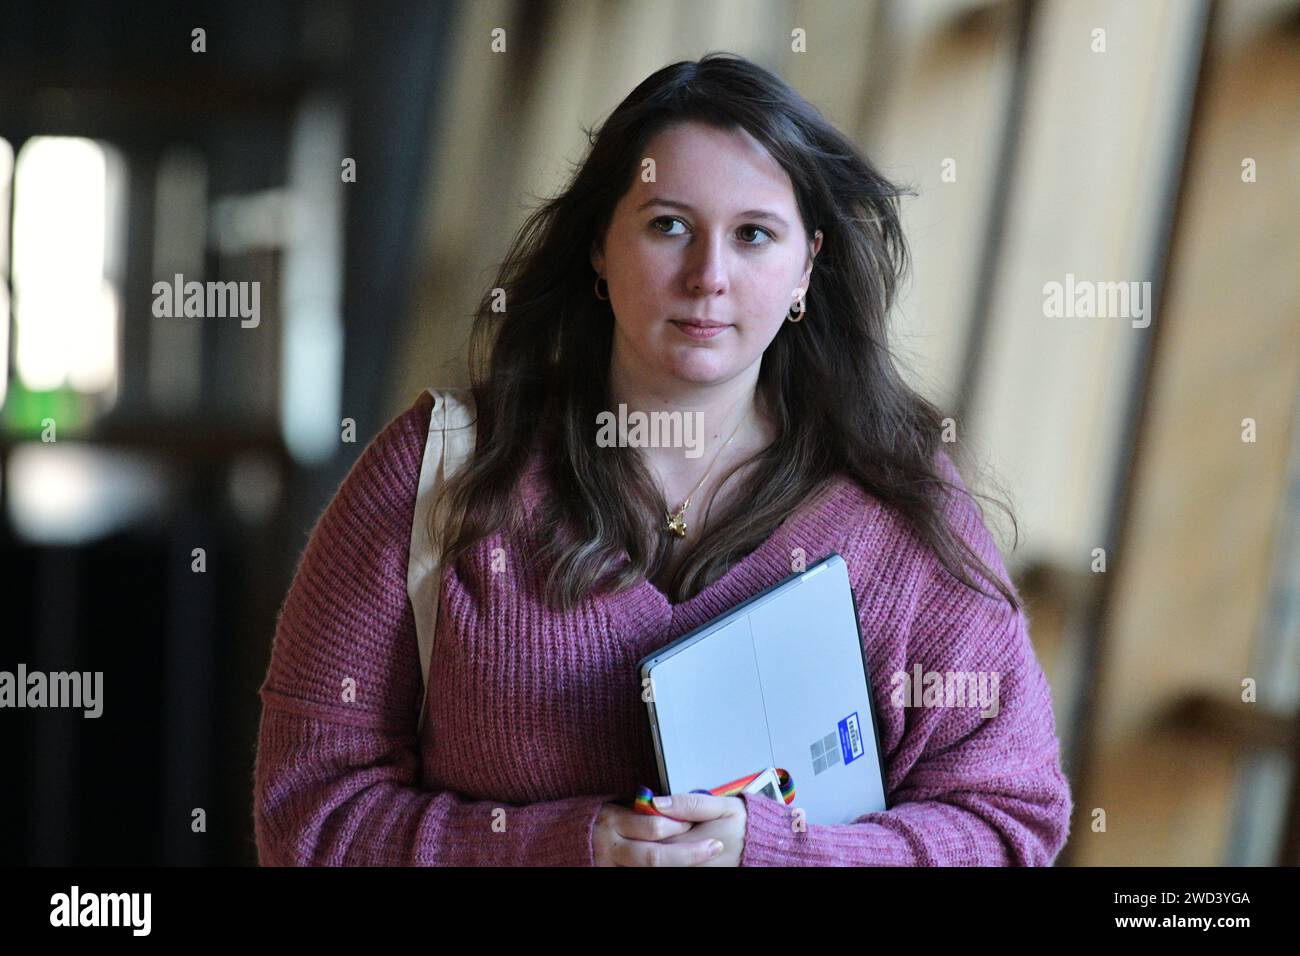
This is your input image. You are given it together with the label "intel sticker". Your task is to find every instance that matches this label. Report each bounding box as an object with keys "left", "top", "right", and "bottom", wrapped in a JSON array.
[{"left": 838, "top": 712, "right": 864, "bottom": 765}]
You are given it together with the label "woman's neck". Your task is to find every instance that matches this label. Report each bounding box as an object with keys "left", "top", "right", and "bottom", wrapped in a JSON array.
[
  {"left": 607, "top": 366, "right": 770, "bottom": 478},
  {"left": 606, "top": 387, "right": 777, "bottom": 544}
]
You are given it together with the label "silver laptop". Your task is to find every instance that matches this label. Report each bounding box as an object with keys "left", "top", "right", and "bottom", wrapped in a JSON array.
[{"left": 638, "top": 552, "right": 888, "bottom": 825}]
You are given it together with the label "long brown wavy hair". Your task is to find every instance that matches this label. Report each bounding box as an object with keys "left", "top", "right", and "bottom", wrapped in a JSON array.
[{"left": 428, "top": 51, "right": 1020, "bottom": 614}]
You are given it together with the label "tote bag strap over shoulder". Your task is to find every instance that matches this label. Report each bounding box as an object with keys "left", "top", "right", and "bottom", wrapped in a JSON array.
[{"left": 407, "top": 386, "right": 477, "bottom": 738}]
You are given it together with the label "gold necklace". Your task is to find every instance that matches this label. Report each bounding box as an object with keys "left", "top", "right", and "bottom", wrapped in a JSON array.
[{"left": 664, "top": 402, "right": 750, "bottom": 539}]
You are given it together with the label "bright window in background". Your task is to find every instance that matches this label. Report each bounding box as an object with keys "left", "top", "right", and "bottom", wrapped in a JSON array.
[{"left": 11, "top": 136, "right": 126, "bottom": 403}]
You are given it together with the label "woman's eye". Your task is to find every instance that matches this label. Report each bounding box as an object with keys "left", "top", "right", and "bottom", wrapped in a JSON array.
[
  {"left": 737, "top": 224, "right": 774, "bottom": 245},
  {"left": 651, "top": 216, "right": 686, "bottom": 236}
]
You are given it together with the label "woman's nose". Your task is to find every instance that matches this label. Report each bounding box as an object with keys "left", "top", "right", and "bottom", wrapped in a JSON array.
[{"left": 685, "top": 234, "right": 730, "bottom": 296}]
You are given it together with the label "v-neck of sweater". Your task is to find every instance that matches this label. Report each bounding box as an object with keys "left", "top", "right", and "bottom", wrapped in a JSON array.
[{"left": 516, "top": 442, "right": 873, "bottom": 651}]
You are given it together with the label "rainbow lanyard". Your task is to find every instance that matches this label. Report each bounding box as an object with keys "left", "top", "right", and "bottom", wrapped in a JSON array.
[{"left": 630, "top": 768, "right": 796, "bottom": 816}]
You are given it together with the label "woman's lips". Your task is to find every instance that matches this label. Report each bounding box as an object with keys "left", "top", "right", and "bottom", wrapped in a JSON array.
[{"left": 670, "top": 321, "right": 729, "bottom": 340}]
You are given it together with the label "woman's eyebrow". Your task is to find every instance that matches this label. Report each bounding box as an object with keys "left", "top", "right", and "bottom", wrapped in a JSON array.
[{"left": 636, "top": 197, "right": 789, "bottom": 229}]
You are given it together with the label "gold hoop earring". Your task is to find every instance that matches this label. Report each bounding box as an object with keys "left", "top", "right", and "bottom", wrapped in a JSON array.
[
  {"left": 594, "top": 275, "right": 610, "bottom": 300},
  {"left": 787, "top": 294, "right": 806, "bottom": 322}
]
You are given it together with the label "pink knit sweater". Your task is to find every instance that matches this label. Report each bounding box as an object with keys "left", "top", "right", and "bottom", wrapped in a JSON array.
[{"left": 253, "top": 389, "right": 1072, "bottom": 866}]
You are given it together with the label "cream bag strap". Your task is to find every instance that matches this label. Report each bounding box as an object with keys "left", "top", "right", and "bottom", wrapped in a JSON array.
[{"left": 407, "top": 386, "right": 477, "bottom": 738}]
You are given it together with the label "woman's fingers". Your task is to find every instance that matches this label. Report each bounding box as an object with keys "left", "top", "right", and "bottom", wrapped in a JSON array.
[
  {"left": 594, "top": 802, "right": 698, "bottom": 865},
  {"left": 618, "top": 810, "right": 694, "bottom": 842},
  {"left": 647, "top": 791, "right": 737, "bottom": 822}
]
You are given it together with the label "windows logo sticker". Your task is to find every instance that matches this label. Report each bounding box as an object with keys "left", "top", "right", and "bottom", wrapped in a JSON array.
[
  {"left": 809, "top": 731, "right": 841, "bottom": 775},
  {"left": 811, "top": 713, "right": 865, "bottom": 774}
]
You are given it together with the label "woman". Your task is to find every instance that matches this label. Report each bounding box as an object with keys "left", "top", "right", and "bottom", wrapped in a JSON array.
[{"left": 253, "top": 52, "right": 1072, "bottom": 866}]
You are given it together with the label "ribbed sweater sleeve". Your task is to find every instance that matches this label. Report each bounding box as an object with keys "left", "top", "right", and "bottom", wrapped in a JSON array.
[
  {"left": 738, "top": 453, "right": 1073, "bottom": 866},
  {"left": 252, "top": 392, "right": 613, "bottom": 866}
]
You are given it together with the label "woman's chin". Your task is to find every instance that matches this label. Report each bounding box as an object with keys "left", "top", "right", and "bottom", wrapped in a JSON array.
[{"left": 663, "top": 355, "right": 735, "bottom": 384}]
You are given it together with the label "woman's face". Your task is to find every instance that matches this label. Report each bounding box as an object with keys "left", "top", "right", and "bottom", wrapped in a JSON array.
[{"left": 591, "top": 120, "right": 821, "bottom": 389}]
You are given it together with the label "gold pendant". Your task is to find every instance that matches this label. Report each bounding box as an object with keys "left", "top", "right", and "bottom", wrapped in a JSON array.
[{"left": 665, "top": 509, "right": 687, "bottom": 538}]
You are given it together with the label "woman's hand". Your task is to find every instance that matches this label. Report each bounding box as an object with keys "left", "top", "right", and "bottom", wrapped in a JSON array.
[
  {"left": 594, "top": 800, "right": 725, "bottom": 866},
  {"left": 650, "top": 793, "right": 747, "bottom": 866}
]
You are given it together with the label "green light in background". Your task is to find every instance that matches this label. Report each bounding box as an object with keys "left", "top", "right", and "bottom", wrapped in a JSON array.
[{"left": 2, "top": 381, "right": 86, "bottom": 437}]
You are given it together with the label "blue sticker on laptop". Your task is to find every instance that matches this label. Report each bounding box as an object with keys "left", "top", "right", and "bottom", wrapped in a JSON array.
[{"left": 838, "top": 712, "right": 864, "bottom": 764}]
